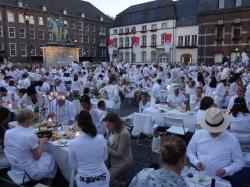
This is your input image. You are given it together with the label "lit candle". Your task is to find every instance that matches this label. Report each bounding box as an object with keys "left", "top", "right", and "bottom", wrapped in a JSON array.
[
  {"left": 74, "top": 131, "right": 80, "bottom": 138},
  {"left": 48, "top": 118, "right": 52, "bottom": 126},
  {"left": 213, "top": 92, "right": 215, "bottom": 95}
]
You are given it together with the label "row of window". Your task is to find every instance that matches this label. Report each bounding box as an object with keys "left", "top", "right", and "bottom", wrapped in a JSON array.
[
  {"left": 118, "top": 51, "right": 157, "bottom": 63},
  {"left": 219, "top": 0, "right": 242, "bottom": 9},
  {"left": 216, "top": 26, "right": 241, "bottom": 39},
  {"left": 113, "top": 22, "right": 168, "bottom": 34}
]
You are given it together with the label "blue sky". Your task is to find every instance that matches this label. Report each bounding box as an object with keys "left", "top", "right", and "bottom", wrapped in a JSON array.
[{"left": 88, "top": 0, "right": 154, "bottom": 17}]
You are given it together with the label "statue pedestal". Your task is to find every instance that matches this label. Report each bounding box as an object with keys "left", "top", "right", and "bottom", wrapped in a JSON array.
[{"left": 41, "top": 45, "right": 79, "bottom": 67}]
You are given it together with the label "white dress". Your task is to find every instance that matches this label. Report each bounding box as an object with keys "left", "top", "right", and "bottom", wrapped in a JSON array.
[{"left": 4, "top": 126, "right": 57, "bottom": 180}]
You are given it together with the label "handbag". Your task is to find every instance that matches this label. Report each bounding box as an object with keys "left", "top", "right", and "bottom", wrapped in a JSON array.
[{"left": 151, "top": 132, "right": 166, "bottom": 153}]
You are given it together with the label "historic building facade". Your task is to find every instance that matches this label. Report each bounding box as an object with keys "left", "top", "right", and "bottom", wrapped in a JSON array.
[{"left": 0, "top": 0, "right": 112, "bottom": 64}]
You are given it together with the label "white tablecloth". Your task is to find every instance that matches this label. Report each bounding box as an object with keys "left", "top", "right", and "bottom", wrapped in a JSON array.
[{"left": 143, "top": 107, "right": 197, "bottom": 131}]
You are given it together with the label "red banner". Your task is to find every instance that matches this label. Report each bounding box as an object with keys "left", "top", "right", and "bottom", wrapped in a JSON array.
[
  {"left": 108, "top": 39, "right": 114, "bottom": 47},
  {"left": 133, "top": 37, "right": 140, "bottom": 45},
  {"left": 165, "top": 34, "right": 172, "bottom": 43}
]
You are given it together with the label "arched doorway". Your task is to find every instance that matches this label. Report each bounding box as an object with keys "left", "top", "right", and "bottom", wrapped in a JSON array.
[
  {"left": 181, "top": 54, "right": 192, "bottom": 64},
  {"left": 159, "top": 53, "right": 170, "bottom": 63}
]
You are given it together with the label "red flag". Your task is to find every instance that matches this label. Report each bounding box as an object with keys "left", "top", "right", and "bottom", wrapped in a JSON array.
[
  {"left": 133, "top": 37, "right": 140, "bottom": 45},
  {"left": 133, "top": 37, "right": 140, "bottom": 54},
  {"left": 108, "top": 39, "right": 114, "bottom": 47},
  {"left": 165, "top": 34, "right": 172, "bottom": 43}
]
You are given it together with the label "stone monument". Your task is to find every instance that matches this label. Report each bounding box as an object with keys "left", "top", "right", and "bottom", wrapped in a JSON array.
[{"left": 41, "top": 16, "right": 79, "bottom": 67}]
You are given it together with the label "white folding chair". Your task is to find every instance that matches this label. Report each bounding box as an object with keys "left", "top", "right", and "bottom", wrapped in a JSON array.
[
  {"left": 164, "top": 116, "right": 189, "bottom": 136},
  {"left": 194, "top": 123, "right": 202, "bottom": 133},
  {"left": 4, "top": 151, "right": 31, "bottom": 185}
]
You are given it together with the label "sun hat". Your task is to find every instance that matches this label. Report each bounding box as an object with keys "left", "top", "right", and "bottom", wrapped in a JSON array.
[
  {"left": 200, "top": 107, "right": 230, "bottom": 133},
  {"left": 220, "top": 72, "right": 229, "bottom": 80}
]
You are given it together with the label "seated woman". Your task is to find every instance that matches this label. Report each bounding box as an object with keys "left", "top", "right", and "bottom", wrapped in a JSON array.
[
  {"left": 185, "top": 80, "right": 196, "bottom": 97},
  {"left": 4, "top": 109, "right": 57, "bottom": 186},
  {"left": 7, "top": 80, "right": 17, "bottom": 93},
  {"left": 120, "top": 79, "right": 141, "bottom": 105},
  {"left": 129, "top": 135, "right": 188, "bottom": 187},
  {"left": 0, "top": 107, "right": 11, "bottom": 168},
  {"left": 139, "top": 92, "right": 150, "bottom": 113},
  {"left": 229, "top": 97, "right": 250, "bottom": 143},
  {"left": 103, "top": 113, "right": 133, "bottom": 187},
  {"left": 79, "top": 95, "right": 102, "bottom": 134},
  {"left": 196, "top": 96, "right": 215, "bottom": 124},
  {"left": 69, "top": 111, "right": 109, "bottom": 187}
]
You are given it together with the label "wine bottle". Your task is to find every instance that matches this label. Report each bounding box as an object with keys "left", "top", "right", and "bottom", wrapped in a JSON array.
[
  {"left": 210, "top": 178, "right": 215, "bottom": 187},
  {"left": 34, "top": 102, "right": 39, "bottom": 113}
]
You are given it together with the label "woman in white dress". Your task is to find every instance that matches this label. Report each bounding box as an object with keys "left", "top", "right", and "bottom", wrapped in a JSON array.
[
  {"left": 229, "top": 73, "right": 242, "bottom": 97},
  {"left": 229, "top": 97, "right": 250, "bottom": 143},
  {"left": 4, "top": 109, "right": 57, "bottom": 186},
  {"left": 7, "top": 80, "right": 17, "bottom": 93},
  {"left": 99, "top": 75, "right": 121, "bottom": 115},
  {"left": 120, "top": 79, "right": 141, "bottom": 105},
  {"left": 185, "top": 80, "right": 196, "bottom": 96},
  {"left": 214, "top": 72, "right": 229, "bottom": 109},
  {"left": 205, "top": 77, "right": 217, "bottom": 98},
  {"left": 69, "top": 111, "right": 109, "bottom": 187},
  {"left": 139, "top": 92, "right": 150, "bottom": 113}
]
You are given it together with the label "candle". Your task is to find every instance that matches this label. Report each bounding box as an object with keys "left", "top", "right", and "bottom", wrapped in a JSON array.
[
  {"left": 48, "top": 118, "right": 52, "bottom": 126},
  {"left": 74, "top": 131, "right": 80, "bottom": 138},
  {"left": 213, "top": 92, "right": 215, "bottom": 95}
]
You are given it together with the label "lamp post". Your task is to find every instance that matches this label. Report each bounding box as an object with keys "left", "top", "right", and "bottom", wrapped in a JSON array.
[
  {"left": 130, "top": 31, "right": 135, "bottom": 66},
  {"left": 23, "top": 5, "right": 32, "bottom": 67}
]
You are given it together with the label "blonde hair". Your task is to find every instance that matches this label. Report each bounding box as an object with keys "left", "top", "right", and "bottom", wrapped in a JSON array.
[
  {"left": 160, "top": 135, "right": 186, "bottom": 165},
  {"left": 16, "top": 109, "right": 34, "bottom": 124}
]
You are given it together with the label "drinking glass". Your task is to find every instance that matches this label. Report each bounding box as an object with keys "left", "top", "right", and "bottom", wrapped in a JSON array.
[{"left": 199, "top": 170, "right": 206, "bottom": 181}]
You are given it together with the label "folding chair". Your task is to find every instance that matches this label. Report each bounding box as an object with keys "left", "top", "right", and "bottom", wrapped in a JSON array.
[
  {"left": 164, "top": 116, "right": 189, "bottom": 136},
  {"left": 194, "top": 123, "right": 202, "bottom": 133},
  {"left": 72, "top": 100, "right": 82, "bottom": 115}
]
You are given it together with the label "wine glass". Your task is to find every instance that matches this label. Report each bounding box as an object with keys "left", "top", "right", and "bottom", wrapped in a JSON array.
[{"left": 188, "top": 167, "right": 195, "bottom": 178}]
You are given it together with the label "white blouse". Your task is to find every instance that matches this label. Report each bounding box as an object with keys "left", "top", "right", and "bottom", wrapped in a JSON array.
[{"left": 139, "top": 101, "right": 150, "bottom": 113}]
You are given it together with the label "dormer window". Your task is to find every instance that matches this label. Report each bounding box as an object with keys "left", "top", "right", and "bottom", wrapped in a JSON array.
[
  {"left": 42, "top": 6, "right": 46, "bottom": 11},
  {"left": 63, "top": 10, "right": 67, "bottom": 15},
  {"left": 219, "top": 0, "right": 224, "bottom": 9},
  {"left": 236, "top": 0, "right": 242, "bottom": 6},
  {"left": 100, "top": 17, "right": 103, "bottom": 21},
  {"left": 81, "top": 13, "right": 84, "bottom": 18},
  {"left": 18, "top": 1, "right": 23, "bottom": 7}
]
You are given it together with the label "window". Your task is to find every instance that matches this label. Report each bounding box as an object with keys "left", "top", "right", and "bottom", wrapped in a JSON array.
[
  {"left": 85, "top": 35, "right": 89, "bottom": 43},
  {"left": 92, "top": 36, "right": 95, "bottom": 43},
  {"left": 178, "top": 36, "right": 183, "bottom": 46},
  {"left": 79, "top": 34, "right": 83, "bottom": 43},
  {"left": 131, "top": 27, "right": 136, "bottom": 32},
  {"left": 233, "top": 26, "right": 241, "bottom": 37},
  {"left": 125, "top": 27, "right": 129, "bottom": 33},
  {"left": 63, "top": 10, "right": 67, "bottom": 15},
  {"left": 42, "top": 6, "right": 46, "bottom": 11},
  {"left": 71, "top": 33, "right": 76, "bottom": 42},
  {"left": 151, "top": 24, "right": 157, "bottom": 30},
  {"left": 20, "top": 44, "right": 26, "bottom": 56},
  {"left": 119, "top": 38, "right": 123, "bottom": 47},
  {"left": 48, "top": 31, "right": 53, "bottom": 40},
  {"left": 162, "top": 22, "right": 167, "bottom": 29},
  {"left": 92, "top": 48, "right": 96, "bottom": 57},
  {"left": 81, "top": 13, "right": 84, "bottom": 18},
  {"left": 236, "top": 0, "right": 242, "bottom": 6},
  {"left": 30, "top": 16, "right": 35, "bottom": 24},
  {"left": 85, "top": 23, "right": 89, "bottom": 31},
  {"left": 119, "top": 52, "right": 123, "bottom": 61},
  {"left": 18, "top": 1, "right": 23, "bottom": 7},
  {"left": 79, "top": 47, "right": 83, "bottom": 57},
  {"left": 113, "top": 29, "right": 117, "bottom": 34},
  {"left": 142, "top": 25, "right": 147, "bottom": 31},
  {"left": 85, "top": 47, "right": 89, "bottom": 56},
  {"left": 151, "top": 35, "right": 156, "bottom": 46},
  {"left": 216, "top": 28, "right": 223, "bottom": 38},
  {"left": 57, "top": 36, "right": 61, "bottom": 41},
  {"left": 191, "top": 35, "right": 197, "bottom": 46},
  {"left": 39, "top": 31, "right": 44, "bottom": 40},
  {"left": 9, "top": 27, "right": 15, "bottom": 38},
  {"left": 185, "top": 35, "right": 190, "bottom": 46},
  {"left": 30, "top": 29, "right": 35, "bottom": 39},
  {"left": 125, "top": 37, "right": 129, "bottom": 47},
  {"left": 100, "top": 48, "right": 106, "bottom": 57},
  {"left": 219, "top": 0, "right": 224, "bottom": 9},
  {"left": 125, "top": 52, "right": 129, "bottom": 62},
  {"left": 64, "top": 20, "right": 68, "bottom": 28},
  {"left": 142, "top": 36, "right": 147, "bottom": 46},
  {"left": 99, "top": 26, "right": 105, "bottom": 35},
  {"left": 47, "top": 17, "right": 52, "bottom": 26},
  {"left": 38, "top": 17, "right": 43, "bottom": 25},
  {"left": 92, "top": 24, "right": 95, "bottom": 32},
  {"left": 19, "top": 13, "right": 24, "bottom": 23},
  {"left": 0, "top": 27, "right": 2, "bottom": 37},
  {"left": 30, "top": 45, "right": 36, "bottom": 55},
  {"left": 231, "top": 52, "right": 241, "bottom": 62},
  {"left": 161, "top": 34, "right": 165, "bottom": 45},
  {"left": 40, "top": 45, "right": 44, "bottom": 56},
  {"left": 141, "top": 52, "right": 147, "bottom": 63},
  {"left": 79, "top": 22, "right": 83, "bottom": 30},
  {"left": 7, "top": 11, "right": 14, "bottom": 22},
  {"left": 71, "top": 21, "right": 76, "bottom": 29},
  {"left": 151, "top": 51, "right": 156, "bottom": 63},
  {"left": 9, "top": 43, "right": 16, "bottom": 56},
  {"left": 0, "top": 43, "right": 3, "bottom": 50},
  {"left": 119, "top": 28, "right": 123, "bottom": 33},
  {"left": 114, "top": 38, "right": 117, "bottom": 48},
  {"left": 0, "top": 11, "right": 2, "bottom": 21},
  {"left": 100, "top": 37, "right": 106, "bottom": 46}
]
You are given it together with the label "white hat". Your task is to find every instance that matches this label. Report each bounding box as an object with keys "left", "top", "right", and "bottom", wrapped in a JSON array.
[
  {"left": 220, "top": 72, "right": 229, "bottom": 80},
  {"left": 200, "top": 107, "right": 230, "bottom": 133},
  {"left": 144, "top": 74, "right": 149, "bottom": 77}
]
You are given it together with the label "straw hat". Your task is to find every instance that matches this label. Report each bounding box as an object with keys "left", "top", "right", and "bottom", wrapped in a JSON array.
[{"left": 200, "top": 107, "right": 230, "bottom": 133}]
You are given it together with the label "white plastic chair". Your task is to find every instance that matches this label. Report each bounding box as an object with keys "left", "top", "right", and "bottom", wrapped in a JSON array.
[
  {"left": 4, "top": 151, "right": 31, "bottom": 185},
  {"left": 164, "top": 116, "right": 189, "bottom": 135}
]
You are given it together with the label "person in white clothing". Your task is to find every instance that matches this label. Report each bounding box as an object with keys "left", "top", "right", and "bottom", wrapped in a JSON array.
[
  {"left": 229, "top": 73, "right": 242, "bottom": 97},
  {"left": 229, "top": 97, "right": 250, "bottom": 143},
  {"left": 166, "top": 84, "right": 186, "bottom": 107},
  {"left": 51, "top": 77, "right": 67, "bottom": 92},
  {"left": 0, "top": 76, "right": 11, "bottom": 89},
  {"left": 69, "top": 110, "right": 109, "bottom": 187},
  {"left": 97, "top": 100, "right": 107, "bottom": 118},
  {"left": 187, "top": 107, "right": 245, "bottom": 182},
  {"left": 139, "top": 93, "right": 150, "bottom": 113},
  {"left": 227, "top": 85, "right": 249, "bottom": 110},
  {"left": 190, "top": 87, "right": 203, "bottom": 110},
  {"left": 196, "top": 96, "right": 215, "bottom": 124},
  {"left": 0, "top": 87, "right": 18, "bottom": 105},
  {"left": 20, "top": 74, "right": 31, "bottom": 88},
  {"left": 152, "top": 79, "right": 164, "bottom": 103},
  {"left": 214, "top": 72, "right": 229, "bottom": 109}
]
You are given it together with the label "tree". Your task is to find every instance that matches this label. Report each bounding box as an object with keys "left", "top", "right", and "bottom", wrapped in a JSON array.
[{"left": 106, "top": 14, "right": 114, "bottom": 20}]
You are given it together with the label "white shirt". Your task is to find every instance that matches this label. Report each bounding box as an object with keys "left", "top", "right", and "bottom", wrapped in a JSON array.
[
  {"left": 227, "top": 95, "right": 250, "bottom": 110},
  {"left": 214, "top": 82, "right": 227, "bottom": 101},
  {"left": 22, "top": 78, "right": 31, "bottom": 88},
  {"left": 196, "top": 109, "right": 206, "bottom": 124},
  {"left": 51, "top": 83, "right": 67, "bottom": 92},
  {"left": 48, "top": 100, "right": 76, "bottom": 125},
  {"left": 166, "top": 93, "right": 187, "bottom": 107},
  {"left": 139, "top": 101, "right": 150, "bottom": 113},
  {"left": 152, "top": 83, "right": 163, "bottom": 102},
  {"left": 99, "top": 84, "right": 120, "bottom": 109},
  {"left": 187, "top": 130, "right": 245, "bottom": 179},
  {"left": 18, "top": 91, "right": 47, "bottom": 109},
  {"left": 190, "top": 94, "right": 203, "bottom": 110}
]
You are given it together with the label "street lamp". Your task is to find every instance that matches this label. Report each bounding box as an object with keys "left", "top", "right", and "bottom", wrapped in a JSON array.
[
  {"left": 74, "top": 37, "right": 78, "bottom": 43},
  {"left": 130, "top": 31, "right": 135, "bottom": 65},
  {"left": 23, "top": 5, "right": 32, "bottom": 67}
]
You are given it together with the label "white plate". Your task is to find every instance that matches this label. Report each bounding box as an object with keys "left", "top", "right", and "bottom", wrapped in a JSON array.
[
  {"left": 193, "top": 174, "right": 211, "bottom": 185},
  {"left": 53, "top": 140, "right": 69, "bottom": 147},
  {"left": 57, "top": 131, "right": 65, "bottom": 136}
]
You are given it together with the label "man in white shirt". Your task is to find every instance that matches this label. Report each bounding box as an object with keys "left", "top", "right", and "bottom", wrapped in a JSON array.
[
  {"left": 166, "top": 84, "right": 186, "bottom": 107},
  {"left": 227, "top": 85, "right": 249, "bottom": 110},
  {"left": 187, "top": 107, "right": 244, "bottom": 181},
  {"left": 190, "top": 87, "right": 203, "bottom": 110},
  {"left": 21, "top": 74, "right": 31, "bottom": 88},
  {"left": 142, "top": 64, "right": 150, "bottom": 75},
  {"left": 152, "top": 79, "right": 164, "bottom": 103},
  {"left": 0, "top": 76, "right": 11, "bottom": 89},
  {"left": 51, "top": 77, "right": 67, "bottom": 92},
  {"left": 0, "top": 87, "right": 18, "bottom": 104},
  {"left": 140, "top": 74, "right": 151, "bottom": 88}
]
